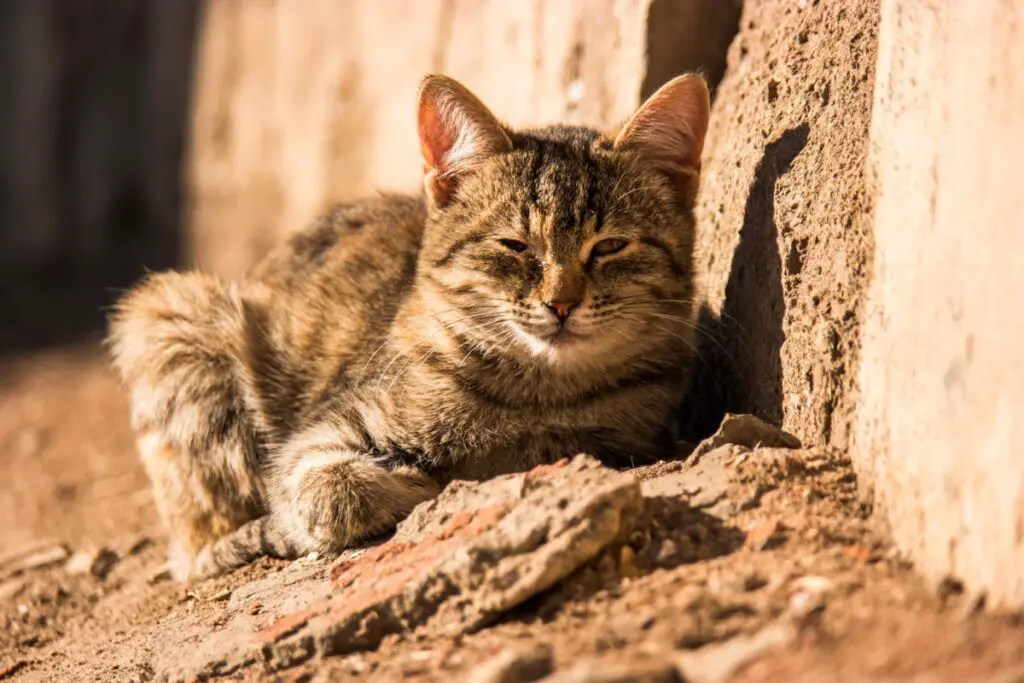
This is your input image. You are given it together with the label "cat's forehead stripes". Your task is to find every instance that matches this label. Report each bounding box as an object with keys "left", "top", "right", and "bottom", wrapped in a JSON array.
[{"left": 518, "top": 132, "right": 605, "bottom": 256}]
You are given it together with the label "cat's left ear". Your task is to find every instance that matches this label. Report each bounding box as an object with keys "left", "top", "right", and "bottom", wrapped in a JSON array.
[
  {"left": 613, "top": 74, "right": 710, "bottom": 204},
  {"left": 417, "top": 75, "right": 512, "bottom": 207}
]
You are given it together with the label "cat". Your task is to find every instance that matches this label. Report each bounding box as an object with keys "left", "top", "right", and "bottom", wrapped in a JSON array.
[{"left": 108, "top": 73, "right": 711, "bottom": 580}]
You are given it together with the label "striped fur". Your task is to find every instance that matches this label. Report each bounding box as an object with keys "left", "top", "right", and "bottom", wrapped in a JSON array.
[{"left": 108, "top": 74, "right": 710, "bottom": 580}]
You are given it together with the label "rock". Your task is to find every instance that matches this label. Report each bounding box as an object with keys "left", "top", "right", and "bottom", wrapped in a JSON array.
[
  {"left": 542, "top": 657, "right": 681, "bottom": 683},
  {"left": 464, "top": 645, "right": 553, "bottom": 683},
  {"left": 641, "top": 441, "right": 808, "bottom": 520},
  {"left": 0, "top": 578, "right": 26, "bottom": 602},
  {"left": 840, "top": 544, "right": 876, "bottom": 564},
  {"left": 691, "top": 414, "right": 801, "bottom": 461},
  {"left": 675, "top": 622, "right": 797, "bottom": 683},
  {"left": 0, "top": 541, "right": 70, "bottom": 580},
  {"left": 0, "top": 660, "right": 29, "bottom": 680},
  {"left": 787, "top": 575, "right": 835, "bottom": 621},
  {"left": 146, "top": 563, "right": 173, "bottom": 585},
  {"left": 618, "top": 545, "right": 638, "bottom": 578},
  {"left": 955, "top": 591, "right": 988, "bottom": 622},
  {"left": 694, "top": 0, "right": 877, "bottom": 451},
  {"left": 744, "top": 519, "right": 786, "bottom": 551},
  {"left": 65, "top": 547, "right": 119, "bottom": 579},
  {"left": 124, "top": 537, "right": 154, "bottom": 556},
  {"left": 739, "top": 571, "right": 769, "bottom": 593},
  {"left": 641, "top": 446, "right": 736, "bottom": 505},
  {"left": 152, "top": 455, "right": 645, "bottom": 681},
  {"left": 640, "top": 416, "right": 804, "bottom": 521}
]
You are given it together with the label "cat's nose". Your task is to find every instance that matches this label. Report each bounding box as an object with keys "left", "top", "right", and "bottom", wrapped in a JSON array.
[{"left": 544, "top": 301, "right": 578, "bottom": 322}]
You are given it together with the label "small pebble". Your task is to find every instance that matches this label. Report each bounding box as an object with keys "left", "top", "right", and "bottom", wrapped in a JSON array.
[
  {"left": 465, "top": 645, "right": 554, "bottom": 683},
  {"left": 788, "top": 575, "right": 834, "bottom": 620},
  {"left": 65, "top": 547, "right": 119, "bottom": 579}
]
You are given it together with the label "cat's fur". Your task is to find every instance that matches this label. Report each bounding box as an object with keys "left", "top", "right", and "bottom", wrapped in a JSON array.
[{"left": 108, "top": 73, "right": 711, "bottom": 580}]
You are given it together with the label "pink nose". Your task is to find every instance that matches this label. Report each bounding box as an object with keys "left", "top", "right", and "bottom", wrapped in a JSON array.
[{"left": 545, "top": 301, "right": 577, "bottom": 321}]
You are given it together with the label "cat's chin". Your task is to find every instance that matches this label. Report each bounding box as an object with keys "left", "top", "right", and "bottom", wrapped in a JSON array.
[{"left": 512, "top": 326, "right": 596, "bottom": 368}]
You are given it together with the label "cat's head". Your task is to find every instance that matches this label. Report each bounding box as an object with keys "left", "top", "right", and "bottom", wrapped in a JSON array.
[{"left": 415, "top": 74, "right": 710, "bottom": 372}]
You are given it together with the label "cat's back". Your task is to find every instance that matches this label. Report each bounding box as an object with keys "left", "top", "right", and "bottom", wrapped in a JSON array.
[
  {"left": 250, "top": 193, "right": 426, "bottom": 297},
  {"left": 243, "top": 194, "right": 427, "bottom": 408}
]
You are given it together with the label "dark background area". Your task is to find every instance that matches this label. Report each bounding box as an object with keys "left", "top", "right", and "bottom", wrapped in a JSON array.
[{"left": 0, "top": 0, "right": 201, "bottom": 355}]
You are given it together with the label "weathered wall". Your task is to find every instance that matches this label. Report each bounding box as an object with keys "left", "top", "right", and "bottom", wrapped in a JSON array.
[
  {"left": 691, "top": 0, "right": 878, "bottom": 447},
  {"left": 856, "top": 0, "right": 1024, "bottom": 607},
  {"left": 185, "top": 0, "right": 740, "bottom": 278}
]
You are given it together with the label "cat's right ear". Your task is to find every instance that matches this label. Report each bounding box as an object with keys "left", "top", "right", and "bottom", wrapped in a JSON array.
[
  {"left": 613, "top": 74, "right": 710, "bottom": 205},
  {"left": 417, "top": 75, "right": 511, "bottom": 207}
]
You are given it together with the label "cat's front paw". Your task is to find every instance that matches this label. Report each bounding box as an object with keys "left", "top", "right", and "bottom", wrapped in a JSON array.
[{"left": 277, "top": 452, "right": 439, "bottom": 554}]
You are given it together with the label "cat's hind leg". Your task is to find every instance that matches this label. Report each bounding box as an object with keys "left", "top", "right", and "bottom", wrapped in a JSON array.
[{"left": 109, "top": 271, "right": 266, "bottom": 580}]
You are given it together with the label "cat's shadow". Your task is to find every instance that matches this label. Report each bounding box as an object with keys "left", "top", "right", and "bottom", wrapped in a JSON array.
[{"left": 678, "top": 123, "right": 811, "bottom": 444}]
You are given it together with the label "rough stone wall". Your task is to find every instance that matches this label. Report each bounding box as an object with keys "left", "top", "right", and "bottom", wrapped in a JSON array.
[
  {"left": 857, "top": 0, "right": 1024, "bottom": 608},
  {"left": 185, "top": 0, "right": 740, "bottom": 278},
  {"left": 692, "top": 0, "right": 878, "bottom": 448}
]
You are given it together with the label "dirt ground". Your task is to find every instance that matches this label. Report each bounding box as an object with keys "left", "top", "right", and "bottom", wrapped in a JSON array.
[{"left": 1, "top": 344, "right": 1023, "bottom": 683}]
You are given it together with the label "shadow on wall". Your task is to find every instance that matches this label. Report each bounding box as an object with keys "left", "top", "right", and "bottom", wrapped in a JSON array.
[
  {"left": 642, "top": 0, "right": 742, "bottom": 100},
  {"left": 679, "top": 123, "right": 811, "bottom": 442},
  {"left": 0, "top": 0, "right": 203, "bottom": 357}
]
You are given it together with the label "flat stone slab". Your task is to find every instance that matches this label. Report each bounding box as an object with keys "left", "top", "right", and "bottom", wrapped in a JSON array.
[{"left": 153, "top": 455, "right": 644, "bottom": 681}]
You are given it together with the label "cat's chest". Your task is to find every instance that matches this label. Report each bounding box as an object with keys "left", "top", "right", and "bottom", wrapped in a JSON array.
[
  {"left": 391, "top": 384, "right": 638, "bottom": 461},
  {"left": 376, "top": 365, "right": 678, "bottom": 474}
]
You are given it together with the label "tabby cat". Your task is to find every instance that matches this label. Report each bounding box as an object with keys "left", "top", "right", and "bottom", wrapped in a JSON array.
[{"left": 109, "top": 73, "right": 711, "bottom": 580}]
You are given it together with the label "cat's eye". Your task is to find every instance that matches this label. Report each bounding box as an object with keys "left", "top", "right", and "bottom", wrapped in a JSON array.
[
  {"left": 590, "top": 238, "right": 628, "bottom": 259},
  {"left": 499, "top": 238, "right": 529, "bottom": 253}
]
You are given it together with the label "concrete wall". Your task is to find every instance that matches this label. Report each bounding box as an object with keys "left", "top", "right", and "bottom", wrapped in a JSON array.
[
  {"left": 690, "top": 0, "right": 878, "bottom": 447},
  {"left": 857, "top": 0, "right": 1024, "bottom": 607},
  {"left": 185, "top": 0, "right": 740, "bottom": 278}
]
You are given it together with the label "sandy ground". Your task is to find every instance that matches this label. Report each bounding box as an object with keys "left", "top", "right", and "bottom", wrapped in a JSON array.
[{"left": 0, "top": 344, "right": 1022, "bottom": 682}]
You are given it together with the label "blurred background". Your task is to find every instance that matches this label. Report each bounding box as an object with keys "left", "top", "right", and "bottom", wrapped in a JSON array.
[{"left": 0, "top": 0, "right": 741, "bottom": 357}]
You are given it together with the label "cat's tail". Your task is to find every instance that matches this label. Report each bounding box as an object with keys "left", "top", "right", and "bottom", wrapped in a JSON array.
[{"left": 186, "top": 515, "right": 298, "bottom": 580}]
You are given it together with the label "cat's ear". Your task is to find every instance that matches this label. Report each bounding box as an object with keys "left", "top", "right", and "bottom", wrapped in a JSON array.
[
  {"left": 613, "top": 74, "right": 710, "bottom": 203},
  {"left": 417, "top": 75, "right": 512, "bottom": 207}
]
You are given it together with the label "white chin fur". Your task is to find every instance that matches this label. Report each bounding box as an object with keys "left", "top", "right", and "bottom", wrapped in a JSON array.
[{"left": 512, "top": 326, "right": 586, "bottom": 366}]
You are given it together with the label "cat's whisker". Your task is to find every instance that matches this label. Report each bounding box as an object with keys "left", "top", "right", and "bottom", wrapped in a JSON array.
[
  {"left": 374, "top": 312, "right": 509, "bottom": 390},
  {"left": 613, "top": 183, "right": 665, "bottom": 205},
  {"left": 613, "top": 301, "right": 740, "bottom": 357},
  {"left": 645, "top": 322, "right": 711, "bottom": 375},
  {"left": 614, "top": 293, "right": 754, "bottom": 343},
  {"left": 360, "top": 304, "right": 496, "bottom": 374}
]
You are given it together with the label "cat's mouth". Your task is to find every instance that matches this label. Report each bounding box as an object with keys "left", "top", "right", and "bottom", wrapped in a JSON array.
[
  {"left": 543, "top": 327, "right": 587, "bottom": 347},
  {"left": 511, "top": 321, "right": 594, "bottom": 358}
]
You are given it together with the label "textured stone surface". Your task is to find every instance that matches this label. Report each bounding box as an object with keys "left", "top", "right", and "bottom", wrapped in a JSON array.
[
  {"left": 690, "top": 413, "right": 801, "bottom": 461},
  {"left": 856, "top": 0, "right": 1024, "bottom": 608},
  {"left": 152, "top": 456, "right": 643, "bottom": 681},
  {"left": 692, "top": 0, "right": 878, "bottom": 448}
]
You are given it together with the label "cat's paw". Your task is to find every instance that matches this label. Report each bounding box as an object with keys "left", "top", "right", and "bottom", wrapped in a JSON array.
[{"left": 278, "top": 452, "right": 439, "bottom": 553}]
